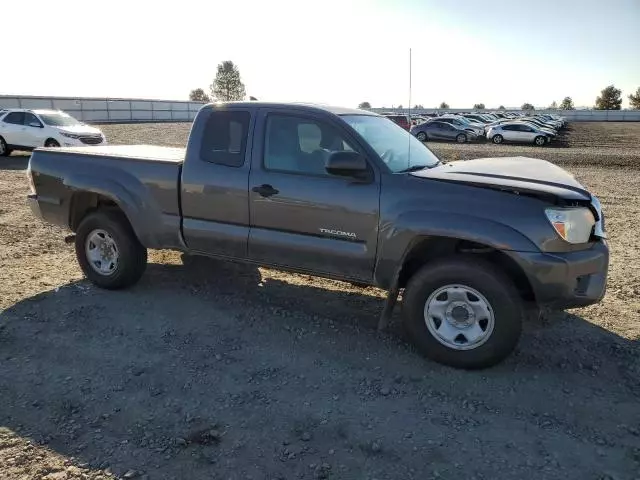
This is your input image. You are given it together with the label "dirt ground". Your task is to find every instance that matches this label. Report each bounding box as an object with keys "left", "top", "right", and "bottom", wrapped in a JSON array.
[{"left": 0, "top": 122, "right": 639, "bottom": 480}]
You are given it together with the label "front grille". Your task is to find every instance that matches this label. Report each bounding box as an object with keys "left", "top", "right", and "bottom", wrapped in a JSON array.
[{"left": 80, "top": 135, "right": 103, "bottom": 145}]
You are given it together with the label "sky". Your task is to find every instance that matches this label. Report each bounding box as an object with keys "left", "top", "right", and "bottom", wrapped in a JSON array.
[{"left": 2, "top": 0, "right": 639, "bottom": 108}]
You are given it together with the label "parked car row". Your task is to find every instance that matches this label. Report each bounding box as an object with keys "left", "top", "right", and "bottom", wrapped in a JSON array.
[
  {"left": 381, "top": 111, "right": 566, "bottom": 146},
  {"left": 0, "top": 108, "right": 106, "bottom": 156}
]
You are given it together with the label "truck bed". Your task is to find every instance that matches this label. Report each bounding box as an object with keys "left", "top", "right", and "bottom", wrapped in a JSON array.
[
  {"left": 28, "top": 144, "right": 185, "bottom": 250},
  {"left": 47, "top": 144, "right": 185, "bottom": 163}
]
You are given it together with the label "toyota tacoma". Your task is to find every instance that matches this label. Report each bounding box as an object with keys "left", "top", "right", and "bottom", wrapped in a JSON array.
[{"left": 27, "top": 102, "right": 609, "bottom": 369}]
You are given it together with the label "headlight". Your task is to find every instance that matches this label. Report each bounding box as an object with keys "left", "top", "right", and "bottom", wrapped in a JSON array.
[
  {"left": 545, "top": 207, "right": 595, "bottom": 243},
  {"left": 60, "top": 131, "right": 81, "bottom": 139}
]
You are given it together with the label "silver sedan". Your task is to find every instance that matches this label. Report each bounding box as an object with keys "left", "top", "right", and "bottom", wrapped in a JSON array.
[{"left": 486, "top": 122, "right": 552, "bottom": 146}]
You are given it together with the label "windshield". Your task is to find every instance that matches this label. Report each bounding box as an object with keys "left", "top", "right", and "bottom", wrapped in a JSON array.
[
  {"left": 342, "top": 115, "right": 440, "bottom": 173},
  {"left": 39, "top": 112, "right": 82, "bottom": 127}
]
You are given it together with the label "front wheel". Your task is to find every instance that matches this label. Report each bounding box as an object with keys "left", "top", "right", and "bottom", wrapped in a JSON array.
[
  {"left": 45, "top": 139, "right": 60, "bottom": 148},
  {"left": 456, "top": 133, "right": 467, "bottom": 143},
  {"left": 492, "top": 134, "right": 503, "bottom": 144},
  {"left": 75, "top": 210, "right": 147, "bottom": 289},
  {"left": 416, "top": 131, "right": 427, "bottom": 142},
  {"left": 402, "top": 257, "right": 523, "bottom": 369},
  {"left": 534, "top": 135, "right": 546, "bottom": 146}
]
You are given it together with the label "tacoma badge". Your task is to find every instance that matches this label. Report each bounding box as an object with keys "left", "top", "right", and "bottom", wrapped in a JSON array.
[{"left": 319, "top": 228, "right": 357, "bottom": 239}]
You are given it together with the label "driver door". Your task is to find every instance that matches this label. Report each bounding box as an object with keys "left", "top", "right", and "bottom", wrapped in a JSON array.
[
  {"left": 248, "top": 109, "right": 381, "bottom": 281},
  {"left": 441, "top": 123, "right": 457, "bottom": 140}
]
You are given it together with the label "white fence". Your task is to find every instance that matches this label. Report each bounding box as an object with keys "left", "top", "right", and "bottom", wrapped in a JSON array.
[
  {"left": 1, "top": 95, "right": 639, "bottom": 122},
  {"left": 0, "top": 95, "right": 205, "bottom": 123},
  {"left": 372, "top": 108, "right": 640, "bottom": 122}
]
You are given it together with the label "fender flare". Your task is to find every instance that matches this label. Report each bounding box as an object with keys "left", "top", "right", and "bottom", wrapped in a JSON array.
[
  {"left": 63, "top": 170, "right": 162, "bottom": 248},
  {"left": 373, "top": 210, "right": 539, "bottom": 289}
]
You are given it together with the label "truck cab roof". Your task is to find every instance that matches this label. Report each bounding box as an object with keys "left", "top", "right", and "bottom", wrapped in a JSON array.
[{"left": 204, "top": 101, "right": 377, "bottom": 117}]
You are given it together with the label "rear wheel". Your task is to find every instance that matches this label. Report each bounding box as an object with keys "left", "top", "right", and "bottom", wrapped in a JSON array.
[
  {"left": 416, "top": 131, "right": 427, "bottom": 142},
  {"left": 456, "top": 133, "right": 467, "bottom": 143},
  {"left": 0, "top": 136, "right": 11, "bottom": 156},
  {"left": 45, "top": 138, "right": 60, "bottom": 148},
  {"left": 492, "top": 134, "right": 503, "bottom": 144},
  {"left": 75, "top": 210, "right": 147, "bottom": 289},
  {"left": 534, "top": 135, "right": 546, "bottom": 146},
  {"left": 402, "top": 257, "right": 523, "bottom": 369}
]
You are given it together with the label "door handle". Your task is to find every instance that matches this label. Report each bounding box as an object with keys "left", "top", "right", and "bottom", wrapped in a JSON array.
[{"left": 252, "top": 184, "right": 279, "bottom": 198}]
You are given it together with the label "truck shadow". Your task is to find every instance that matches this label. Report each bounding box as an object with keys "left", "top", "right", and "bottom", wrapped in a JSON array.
[{"left": 0, "top": 255, "right": 638, "bottom": 479}]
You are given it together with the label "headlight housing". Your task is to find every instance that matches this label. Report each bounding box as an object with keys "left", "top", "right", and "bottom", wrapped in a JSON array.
[
  {"left": 60, "top": 131, "right": 81, "bottom": 139},
  {"left": 545, "top": 207, "right": 595, "bottom": 244}
]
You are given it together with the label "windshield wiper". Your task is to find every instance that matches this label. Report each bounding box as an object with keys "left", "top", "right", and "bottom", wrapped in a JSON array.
[{"left": 397, "top": 161, "right": 440, "bottom": 173}]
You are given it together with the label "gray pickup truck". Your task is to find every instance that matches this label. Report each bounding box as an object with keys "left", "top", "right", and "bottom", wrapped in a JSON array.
[{"left": 27, "top": 102, "right": 608, "bottom": 369}]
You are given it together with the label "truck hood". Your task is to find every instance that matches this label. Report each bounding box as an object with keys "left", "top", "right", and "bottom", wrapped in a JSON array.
[{"left": 411, "top": 157, "right": 591, "bottom": 202}]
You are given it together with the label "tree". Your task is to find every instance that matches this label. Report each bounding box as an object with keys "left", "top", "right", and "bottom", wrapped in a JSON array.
[
  {"left": 439, "top": 102, "right": 449, "bottom": 109},
  {"left": 548, "top": 101, "right": 558, "bottom": 110},
  {"left": 473, "top": 103, "right": 485, "bottom": 110},
  {"left": 628, "top": 87, "right": 640, "bottom": 109},
  {"left": 210, "top": 61, "right": 246, "bottom": 102},
  {"left": 595, "top": 85, "right": 622, "bottom": 110},
  {"left": 559, "top": 96, "right": 575, "bottom": 110},
  {"left": 521, "top": 103, "right": 535, "bottom": 111},
  {"left": 413, "top": 104, "right": 424, "bottom": 109},
  {"left": 498, "top": 105, "right": 505, "bottom": 110},
  {"left": 189, "top": 88, "right": 210, "bottom": 102},
  {"left": 397, "top": 104, "right": 403, "bottom": 109},
  {"left": 249, "top": 96, "right": 258, "bottom": 101},
  {"left": 358, "top": 102, "right": 371, "bottom": 109}
]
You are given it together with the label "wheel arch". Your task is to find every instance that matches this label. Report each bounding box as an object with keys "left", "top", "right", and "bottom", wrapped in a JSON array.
[
  {"left": 396, "top": 235, "right": 536, "bottom": 304},
  {"left": 69, "top": 191, "right": 129, "bottom": 229}
]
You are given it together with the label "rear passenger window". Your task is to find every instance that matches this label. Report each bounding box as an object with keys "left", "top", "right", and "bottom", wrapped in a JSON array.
[
  {"left": 200, "top": 111, "right": 250, "bottom": 167},
  {"left": 3, "top": 112, "right": 25, "bottom": 125}
]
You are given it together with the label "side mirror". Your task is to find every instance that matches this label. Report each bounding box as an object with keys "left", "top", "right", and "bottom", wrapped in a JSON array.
[
  {"left": 325, "top": 151, "right": 368, "bottom": 178},
  {"left": 29, "top": 122, "right": 43, "bottom": 128}
]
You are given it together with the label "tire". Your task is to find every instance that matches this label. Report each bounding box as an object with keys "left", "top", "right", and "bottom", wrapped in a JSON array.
[
  {"left": 416, "top": 131, "right": 427, "bottom": 142},
  {"left": 0, "top": 136, "right": 11, "bottom": 156},
  {"left": 492, "top": 134, "right": 503, "bottom": 144},
  {"left": 402, "top": 257, "right": 523, "bottom": 369},
  {"left": 45, "top": 138, "right": 60, "bottom": 148},
  {"left": 75, "top": 210, "right": 147, "bottom": 289},
  {"left": 534, "top": 136, "right": 546, "bottom": 146},
  {"left": 456, "top": 133, "right": 467, "bottom": 143}
]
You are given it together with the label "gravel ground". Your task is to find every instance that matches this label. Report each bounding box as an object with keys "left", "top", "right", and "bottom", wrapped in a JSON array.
[{"left": 0, "top": 122, "right": 639, "bottom": 480}]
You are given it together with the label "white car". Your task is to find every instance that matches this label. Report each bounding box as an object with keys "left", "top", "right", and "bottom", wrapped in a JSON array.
[
  {"left": 487, "top": 122, "right": 552, "bottom": 146},
  {"left": 0, "top": 109, "right": 106, "bottom": 156}
]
